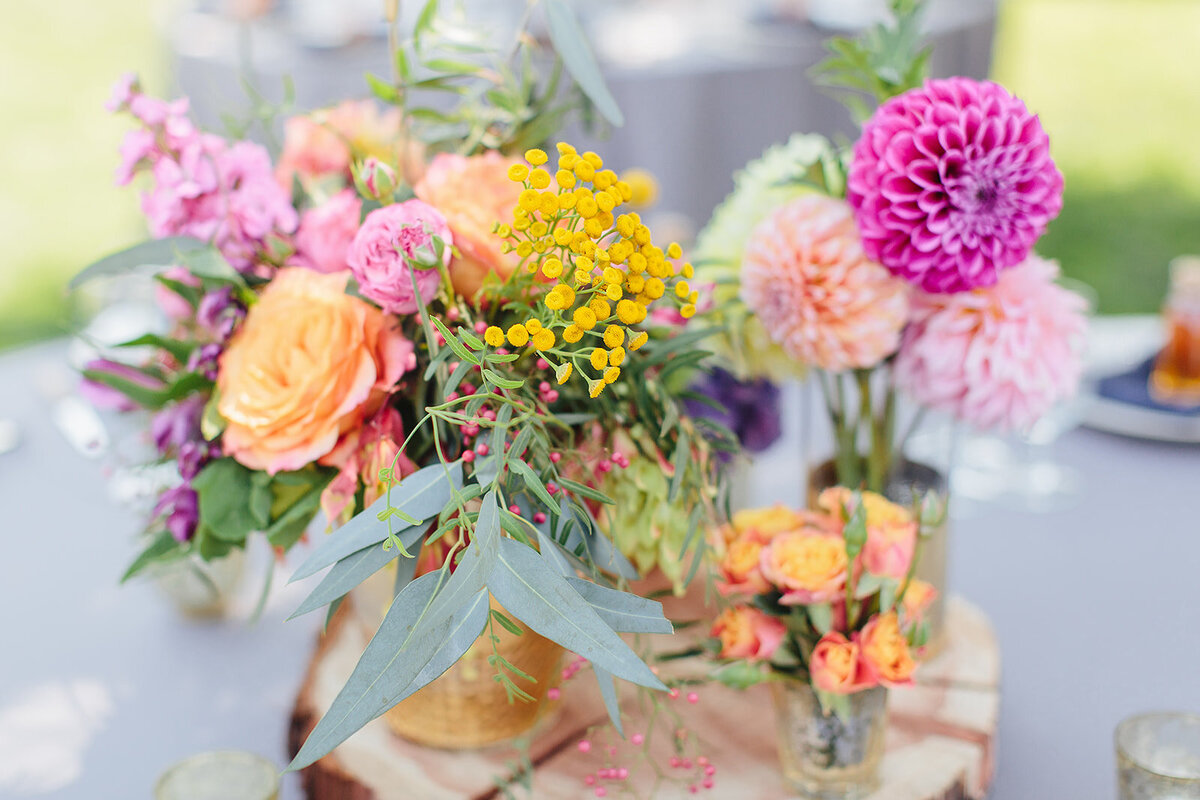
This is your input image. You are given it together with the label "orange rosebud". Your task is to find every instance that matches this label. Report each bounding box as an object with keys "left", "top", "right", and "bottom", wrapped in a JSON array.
[
  {"left": 859, "top": 611, "right": 916, "bottom": 687},
  {"left": 810, "top": 632, "right": 877, "bottom": 694},
  {"left": 711, "top": 605, "right": 786, "bottom": 662}
]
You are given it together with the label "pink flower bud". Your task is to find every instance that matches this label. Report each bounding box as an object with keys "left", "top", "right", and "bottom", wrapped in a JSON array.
[
  {"left": 578, "top": 740, "right": 592, "bottom": 753},
  {"left": 359, "top": 156, "right": 397, "bottom": 200}
]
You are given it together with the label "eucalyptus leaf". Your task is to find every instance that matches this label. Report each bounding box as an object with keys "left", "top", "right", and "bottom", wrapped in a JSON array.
[
  {"left": 121, "top": 530, "right": 181, "bottom": 583},
  {"left": 592, "top": 666, "right": 624, "bottom": 736},
  {"left": 713, "top": 660, "right": 769, "bottom": 690},
  {"left": 489, "top": 538, "right": 664, "bottom": 690},
  {"left": 544, "top": 0, "right": 624, "bottom": 126},
  {"left": 70, "top": 236, "right": 208, "bottom": 290},
  {"left": 565, "top": 578, "right": 672, "bottom": 634},
  {"left": 559, "top": 497, "right": 639, "bottom": 580},
  {"left": 289, "top": 461, "right": 462, "bottom": 581},
  {"left": 289, "top": 540, "right": 407, "bottom": 620}
]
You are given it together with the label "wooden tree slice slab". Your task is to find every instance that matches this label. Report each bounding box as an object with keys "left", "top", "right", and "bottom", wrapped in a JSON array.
[{"left": 290, "top": 596, "right": 998, "bottom": 799}]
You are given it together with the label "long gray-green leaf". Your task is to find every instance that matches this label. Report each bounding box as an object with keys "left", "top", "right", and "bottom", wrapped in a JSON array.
[
  {"left": 544, "top": 0, "right": 624, "bottom": 126},
  {"left": 70, "top": 236, "right": 231, "bottom": 290},
  {"left": 592, "top": 666, "right": 624, "bottom": 736},
  {"left": 566, "top": 579, "right": 673, "bottom": 634},
  {"left": 560, "top": 497, "right": 639, "bottom": 579},
  {"left": 290, "top": 461, "right": 462, "bottom": 581},
  {"left": 287, "top": 572, "right": 469, "bottom": 771},
  {"left": 289, "top": 541, "right": 409, "bottom": 620},
  {"left": 489, "top": 538, "right": 665, "bottom": 690},
  {"left": 424, "top": 491, "right": 501, "bottom": 621}
]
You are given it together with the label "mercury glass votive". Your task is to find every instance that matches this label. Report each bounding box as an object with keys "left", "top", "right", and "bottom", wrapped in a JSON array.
[
  {"left": 1117, "top": 712, "right": 1200, "bottom": 799},
  {"left": 155, "top": 751, "right": 279, "bottom": 800}
]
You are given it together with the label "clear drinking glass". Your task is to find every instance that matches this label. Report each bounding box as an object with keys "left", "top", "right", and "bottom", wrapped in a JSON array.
[
  {"left": 155, "top": 751, "right": 279, "bottom": 800},
  {"left": 772, "top": 681, "right": 887, "bottom": 800},
  {"left": 1116, "top": 712, "right": 1200, "bottom": 799}
]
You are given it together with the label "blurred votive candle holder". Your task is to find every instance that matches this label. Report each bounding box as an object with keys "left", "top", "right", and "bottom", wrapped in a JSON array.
[
  {"left": 1117, "top": 712, "right": 1200, "bottom": 799},
  {"left": 155, "top": 751, "right": 279, "bottom": 800},
  {"left": 1150, "top": 256, "right": 1200, "bottom": 408}
]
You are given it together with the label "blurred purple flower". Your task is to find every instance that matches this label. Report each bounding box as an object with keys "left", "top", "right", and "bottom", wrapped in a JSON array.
[
  {"left": 150, "top": 395, "right": 205, "bottom": 454},
  {"left": 197, "top": 285, "right": 244, "bottom": 341},
  {"left": 178, "top": 440, "right": 220, "bottom": 481},
  {"left": 186, "top": 343, "right": 223, "bottom": 380},
  {"left": 154, "top": 484, "right": 198, "bottom": 542},
  {"left": 685, "top": 367, "right": 783, "bottom": 455},
  {"left": 80, "top": 359, "right": 164, "bottom": 412}
]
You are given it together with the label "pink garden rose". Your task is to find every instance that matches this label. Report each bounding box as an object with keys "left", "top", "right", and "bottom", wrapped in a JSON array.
[
  {"left": 740, "top": 194, "right": 909, "bottom": 372},
  {"left": 847, "top": 78, "right": 1063, "bottom": 294},
  {"left": 893, "top": 254, "right": 1087, "bottom": 432},
  {"left": 347, "top": 199, "right": 452, "bottom": 314},
  {"left": 810, "top": 632, "right": 877, "bottom": 694},
  {"left": 711, "top": 605, "right": 786, "bottom": 662},
  {"left": 818, "top": 487, "right": 918, "bottom": 581},
  {"left": 292, "top": 189, "right": 362, "bottom": 273},
  {"left": 414, "top": 152, "right": 523, "bottom": 298}
]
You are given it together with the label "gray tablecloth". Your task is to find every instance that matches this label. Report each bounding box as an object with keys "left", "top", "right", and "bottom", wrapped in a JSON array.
[{"left": 3, "top": 337, "right": 1197, "bottom": 799}]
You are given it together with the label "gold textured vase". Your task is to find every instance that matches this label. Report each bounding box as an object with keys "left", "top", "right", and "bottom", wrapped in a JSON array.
[{"left": 351, "top": 566, "right": 564, "bottom": 749}]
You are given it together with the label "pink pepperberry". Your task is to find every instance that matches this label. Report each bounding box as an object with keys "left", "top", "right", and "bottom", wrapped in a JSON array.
[
  {"left": 584, "top": 775, "right": 596, "bottom": 786},
  {"left": 550, "top": 452, "right": 562, "bottom": 463},
  {"left": 545, "top": 390, "right": 559, "bottom": 403},
  {"left": 687, "top": 691, "right": 699, "bottom": 704},
  {"left": 598, "top": 461, "right": 612, "bottom": 473},
  {"left": 461, "top": 383, "right": 476, "bottom": 396},
  {"left": 702, "top": 779, "right": 714, "bottom": 790},
  {"left": 483, "top": 409, "right": 497, "bottom": 421},
  {"left": 474, "top": 320, "right": 487, "bottom": 333},
  {"left": 476, "top": 443, "right": 490, "bottom": 456},
  {"left": 682, "top": 758, "right": 693, "bottom": 769},
  {"left": 447, "top": 392, "right": 460, "bottom": 402},
  {"left": 539, "top": 381, "right": 551, "bottom": 392},
  {"left": 688, "top": 786, "right": 699, "bottom": 795},
  {"left": 607, "top": 745, "right": 617, "bottom": 757},
  {"left": 509, "top": 505, "right": 521, "bottom": 515},
  {"left": 631, "top": 734, "right": 644, "bottom": 746},
  {"left": 594, "top": 788, "right": 607, "bottom": 798},
  {"left": 668, "top": 688, "right": 680, "bottom": 700},
  {"left": 536, "top": 358, "right": 550, "bottom": 370},
  {"left": 447, "top": 307, "right": 460, "bottom": 320},
  {"left": 462, "top": 451, "right": 475, "bottom": 463},
  {"left": 496, "top": 347, "right": 509, "bottom": 355},
  {"left": 704, "top": 765, "right": 716, "bottom": 777},
  {"left": 578, "top": 740, "right": 591, "bottom": 753},
  {"left": 616, "top": 768, "right": 629, "bottom": 779},
  {"left": 669, "top": 757, "right": 681, "bottom": 768},
  {"left": 546, "top": 482, "right": 558, "bottom": 495},
  {"left": 547, "top": 687, "right": 560, "bottom": 701},
  {"left": 533, "top": 512, "right": 547, "bottom": 524},
  {"left": 697, "top": 757, "right": 710, "bottom": 767}
]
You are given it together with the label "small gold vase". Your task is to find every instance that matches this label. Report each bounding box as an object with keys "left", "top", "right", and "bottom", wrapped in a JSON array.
[{"left": 352, "top": 567, "right": 565, "bottom": 749}]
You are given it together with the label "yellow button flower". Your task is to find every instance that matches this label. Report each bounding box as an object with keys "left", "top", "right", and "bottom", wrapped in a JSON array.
[
  {"left": 595, "top": 192, "right": 616, "bottom": 213},
  {"left": 628, "top": 330, "right": 649, "bottom": 351},
  {"left": 524, "top": 148, "right": 548, "bottom": 166},
  {"left": 608, "top": 346, "right": 626, "bottom": 367},
  {"left": 506, "top": 324, "right": 529, "bottom": 347},
  {"left": 667, "top": 242, "right": 683, "bottom": 259},
  {"left": 530, "top": 168, "right": 551, "bottom": 190},
  {"left": 556, "top": 362, "right": 573, "bottom": 384},
  {"left": 542, "top": 257, "right": 564, "bottom": 280},
  {"left": 589, "top": 297, "right": 611, "bottom": 319},
  {"left": 574, "top": 160, "right": 596, "bottom": 182},
  {"left": 603, "top": 366, "right": 620, "bottom": 384},
  {"left": 602, "top": 267, "right": 623, "bottom": 285},
  {"left": 484, "top": 326, "right": 505, "bottom": 347},
  {"left": 556, "top": 141, "right": 576, "bottom": 155},
  {"left": 524, "top": 318, "right": 543, "bottom": 334},
  {"left": 676, "top": 280, "right": 691, "bottom": 299},
  {"left": 508, "top": 164, "right": 530, "bottom": 182},
  {"left": 518, "top": 189, "right": 539, "bottom": 212},
  {"left": 558, "top": 192, "right": 577, "bottom": 210},
  {"left": 516, "top": 241, "right": 533, "bottom": 257},
  {"left": 681, "top": 304, "right": 697, "bottom": 319},
  {"left": 539, "top": 192, "right": 559, "bottom": 215},
  {"left": 628, "top": 253, "right": 647, "bottom": 273},
  {"left": 583, "top": 151, "right": 603, "bottom": 169},
  {"left": 589, "top": 379, "right": 604, "bottom": 398},
  {"left": 589, "top": 347, "right": 608, "bottom": 370},
  {"left": 644, "top": 277, "right": 666, "bottom": 299},
  {"left": 573, "top": 306, "right": 597, "bottom": 330},
  {"left": 553, "top": 228, "right": 573, "bottom": 246},
  {"left": 577, "top": 195, "right": 598, "bottom": 218},
  {"left": 559, "top": 153, "right": 578, "bottom": 170},
  {"left": 616, "top": 299, "right": 644, "bottom": 325},
  {"left": 626, "top": 275, "right": 646, "bottom": 294},
  {"left": 604, "top": 283, "right": 622, "bottom": 302},
  {"left": 682, "top": 262, "right": 695, "bottom": 279},
  {"left": 584, "top": 218, "right": 604, "bottom": 239},
  {"left": 574, "top": 269, "right": 591, "bottom": 285},
  {"left": 532, "top": 329, "right": 555, "bottom": 350},
  {"left": 563, "top": 324, "right": 584, "bottom": 343},
  {"left": 556, "top": 169, "right": 577, "bottom": 189},
  {"left": 602, "top": 325, "right": 625, "bottom": 348}
]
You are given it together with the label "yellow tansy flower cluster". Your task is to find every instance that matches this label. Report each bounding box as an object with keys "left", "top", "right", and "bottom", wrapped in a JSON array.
[{"left": 491, "top": 142, "right": 697, "bottom": 397}]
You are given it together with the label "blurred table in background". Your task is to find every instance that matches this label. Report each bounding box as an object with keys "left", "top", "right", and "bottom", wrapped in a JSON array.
[
  {"left": 171, "top": 0, "right": 997, "bottom": 236},
  {"left": 2, "top": 316, "right": 1198, "bottom": 799}
]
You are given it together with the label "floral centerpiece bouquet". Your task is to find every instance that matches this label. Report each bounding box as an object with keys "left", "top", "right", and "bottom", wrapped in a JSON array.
[
  {"left": 696, "top": 0, "right": 1088, "bottom": 494},
  {"left": 707, "top": 489, "right": 940, "bottom": 797},
  {"left": 75, "top": 0, "right": 729, "bottom": 770}
]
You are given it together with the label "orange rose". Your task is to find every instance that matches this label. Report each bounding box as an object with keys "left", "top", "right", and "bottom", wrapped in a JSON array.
[
  {"left": 818, "top": 487, "right": 917, "bottom": 580},
  {"left": 414, "top": 152, "right": 523, "bottom": 298},
  {"left": 217, "top": 268, "right": 412, "bottom": 474},
  {"left": 760, "top": 528, "right": 847, "bottom": 605},
  {"left": 859, "top": 611, "right": 916, "bottom": 687},
  {"left": 901, "top": 579, "right": 938, "bottom": 623},
  {"left": 276, "top": 100, "right": 424, "bottom": 187},
  {"left": 718, "top": 534, "right": 771, "bottom": 596},
  {"left": 711, "top": 605, "right": 786, "bottom": 661},
  {"left": 809, "top": 632, "right": 876, "bottom": 694}
]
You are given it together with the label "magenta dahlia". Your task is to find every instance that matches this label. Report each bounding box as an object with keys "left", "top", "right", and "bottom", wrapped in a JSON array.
[{"left": 847, "top": 78, "right": 1063, "bottom": 294}]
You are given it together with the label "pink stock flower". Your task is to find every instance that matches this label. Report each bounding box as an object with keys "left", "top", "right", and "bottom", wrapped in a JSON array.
[
  {"left": 740, "top": 194, "right": 909, "bottom": 372},
  {"left": 710, "top": 606, "right": 786, "bottom": 662},
  {"left": 893, "top": 254, "right": 1087, "bottom": 432},
  {"left": 414, "top": 152, "right": 523, "bottom": 299},
  {"left": 292, "top": 189, "right": 363, "bottom": 273},
  {"left": 847, "top": 78, "right": 1064, "bottom": 294},
  {"left": 348, "top": 199, "right": 451, "bottom": 314}
]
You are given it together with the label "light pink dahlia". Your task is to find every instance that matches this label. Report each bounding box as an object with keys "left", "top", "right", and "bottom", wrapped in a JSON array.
[
  {"left": 893, "top": 255, "right": 1087, "bottom": 432},
  {"left": 740, "top": 194, "right": 909, "bottom": 371},
  {"left": 847, "top": 78, "right": 1063, "bottom": 294}
]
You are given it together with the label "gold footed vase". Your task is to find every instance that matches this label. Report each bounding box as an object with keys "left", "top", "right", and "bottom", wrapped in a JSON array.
[{"left": 351, "top": 567, "right": 565, "bottom": 749}]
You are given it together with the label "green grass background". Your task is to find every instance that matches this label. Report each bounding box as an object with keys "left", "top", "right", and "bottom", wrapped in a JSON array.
[{"left": 1, "top": 0, "right": 1197, "bottom": 350}]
